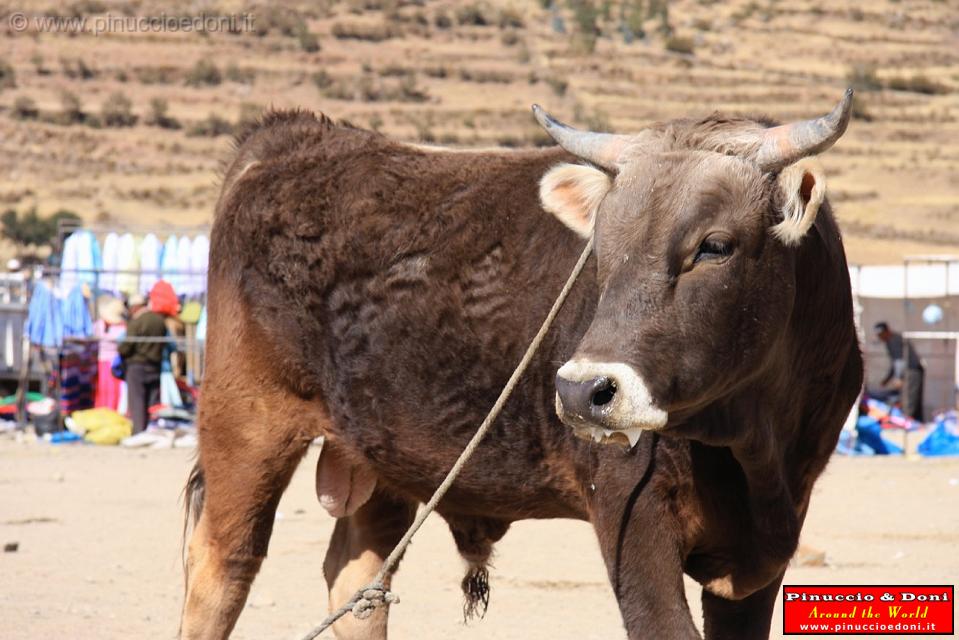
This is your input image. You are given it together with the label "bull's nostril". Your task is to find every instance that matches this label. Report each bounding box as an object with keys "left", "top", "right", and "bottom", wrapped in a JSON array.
[{"left": 590, "top": 378, "right": 617, "bottom": 407}]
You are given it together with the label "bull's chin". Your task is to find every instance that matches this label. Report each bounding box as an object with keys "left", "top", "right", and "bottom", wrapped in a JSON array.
[
  {"left": 556, "top": 411, "right": 651, "bottom": 449},
  {"left": 575, "top": 424, "right": 644, "bottom": 448},
  {"left": 555, "top": 395, "right": 666, "bottom": 449}
]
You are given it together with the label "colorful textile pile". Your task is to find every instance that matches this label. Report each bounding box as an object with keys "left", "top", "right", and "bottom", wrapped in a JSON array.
[
  {"left": 862, "top": 397, "right": 923, "bottom": 432},
  {"left": 66, "top": 407, "right": 132, "bottom": 445},
  {"left": 60, "top": 341, "right": 98, "bottom": 414}
]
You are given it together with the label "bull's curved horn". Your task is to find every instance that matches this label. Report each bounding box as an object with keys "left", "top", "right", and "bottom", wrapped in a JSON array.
[
  {"left": 531, "top": 104, "right": 629, "bottom": 170},
  {"left": 754, "top": 89, "right": 854, "bottom": 171}
]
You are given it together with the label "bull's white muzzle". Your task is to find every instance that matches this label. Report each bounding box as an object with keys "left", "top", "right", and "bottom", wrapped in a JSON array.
[{"left": 554, "top": 360, "right": 668, "bottom": 447}]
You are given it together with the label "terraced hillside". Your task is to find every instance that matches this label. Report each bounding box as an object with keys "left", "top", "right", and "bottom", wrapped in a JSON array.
[{"left": 1, "top": 0, "right": 957, "bottom": 265}]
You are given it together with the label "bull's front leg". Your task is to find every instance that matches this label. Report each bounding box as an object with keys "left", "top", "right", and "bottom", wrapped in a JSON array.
[
  {"left": 701, "top": 570, "right": 784, "bottom": 640},
  {"left": 590, "top": 442, "right": 700, "bottom": 640}
]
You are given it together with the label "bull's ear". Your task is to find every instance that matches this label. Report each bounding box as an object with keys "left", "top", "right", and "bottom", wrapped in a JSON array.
[
  {"left": 539, "top": 163, "right": 612, "bottom": 238},
  {"left": 772, "top": 158, "right": 826, "bottom": 246}
]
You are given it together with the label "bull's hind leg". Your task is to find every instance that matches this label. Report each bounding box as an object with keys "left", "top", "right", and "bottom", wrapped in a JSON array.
[
  {"left": 180, "top": 318, "right": 324, "bottom": 640},
  {"left": 323, "top": 488, "right": 417, "bottom": 639}
]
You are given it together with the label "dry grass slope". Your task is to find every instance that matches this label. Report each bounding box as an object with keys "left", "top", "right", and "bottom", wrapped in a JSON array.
[{"left": 1, "top": 0, "right": 957, "bottom": 264}]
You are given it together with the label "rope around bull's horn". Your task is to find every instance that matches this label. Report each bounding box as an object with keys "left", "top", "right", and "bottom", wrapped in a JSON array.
[{"left": 300, "top": 236, "right": 594, "bottom": 639}]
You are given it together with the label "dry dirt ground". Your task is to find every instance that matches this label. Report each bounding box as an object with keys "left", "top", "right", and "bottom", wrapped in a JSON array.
[
  {"left": 1, "top": 0, "right": 958, "bottom": 264},
  {"left": 1, "top": 440, "right": 957, "bottom": 640}
]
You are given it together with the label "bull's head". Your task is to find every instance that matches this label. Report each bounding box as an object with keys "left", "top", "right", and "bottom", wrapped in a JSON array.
[{"left": 537, "top": 90, "right": 853, "bottom": 447}]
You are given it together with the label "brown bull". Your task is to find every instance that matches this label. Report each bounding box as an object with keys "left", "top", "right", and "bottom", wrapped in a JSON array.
[{"left": 181, "top": 90, "right": 862, "bottom": 639}]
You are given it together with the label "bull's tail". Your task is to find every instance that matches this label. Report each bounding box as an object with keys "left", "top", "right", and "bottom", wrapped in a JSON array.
[
  {"left": 449, "top": 518, "right": 509, "bottom": 622},
  {"left": 461, "top": 563, "right": 491, "bottom": 621}
]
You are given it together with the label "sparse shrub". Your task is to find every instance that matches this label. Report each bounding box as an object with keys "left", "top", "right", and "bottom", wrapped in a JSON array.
[
  {"left": 529, "top": 127, "right": 553, "bottom": 147},
  {"left": 623, "top": 0, "right": 647, "bottom": 41},
  {"left": 423, "top": 66, "right": 448, "bottom": 79},
  {"left": 321, "top": 81, "right": 356, "bottom": 101},
  {"left": 847, "top": 64, "right": 882, "bottom": 91},
  {"left": 434, "top": 11, "right": 453, "bottom": 29},
  {"left": 545, "top": 75, "right": 568, "bottom": 96},
  {"left": 497, "top": 134, "right": 522, "bottom": 147},
  {"left": 187, "top": 112, "right": 234, "bottom": 137},
  {"left": 236, "top": 103, "right": 263, "bottom": 131},
  {"left": 397, "top": 75, "right": 429, "bottom": 102},
  {"left": 415, "top": 123, "right": 434, "bottom": 142},
  {"left": 0, "top": 58, "right": 15, "bottom": 90},
  {"left": 498, "top": 7, "right": 524, "bottom": 29},
  {"left": 569, "top": 0, "right": 600, "bottom": 53},
  {"left": 58, "top": 90, "right": 85, "bottom": 125},
  {"left": 60, "top": 57, "right": 96, "bottom": 80},
  {"left": 331, "top": 21, "right": 398, "bottom": 42},
  {"left": 380, "top": 64, "right": 412, "bottom": 77},
  {"left": 185, "top": 59, "right": 222, "bottom": 87},
  {"left": 145, "top": 97, "right": 180, "bottom": 129},
  {"left": 459, "top": 68, "right": 512, "bottom": 83},
  {"left": 732, "top": 1, "right": 759, "bottom": 22},
  {"left": 664, "top": 35, "right": 694, "bottom": 54},
  {"left": 368, "top": 113, "right": 384, "bottom": 131},
  {"left": 12, "top": 96, "right": 39, "bottom": 120},
  {"left": 364, "top": 75, "right": 385, "bottom": 99},
  {"left": 256, "top": 7, "right": 313, "bottom": 38},
  {"left": 225, "top": 64, "right": 256, "bottom": 84},
  {"left": 851, "top": 96, "right": 874, "bottom": 122},
  {"left": 298, "top": 29, "right": 321, "bottom": 52},
  {"left": 575, "top": 104, "right": 612, "bottom": 132},
  {"left": 887, "top": 74, "right": 947, "bottom": 95},
  {"left": 501, "top": 30, "right": 520, "bottom": 46},
  {"left": 517, "top": 42, "right": 531, "bottom": 63},
  {"left": 312, "top": 70, "right": 334, "bottom": 89},
  {"left": 456, "top": 3, "right": 490, "bottom": 26},
  {"left": 134, "top": 65, "right": 178, "bottom": 84},
  {"left": 67, "top": 0, "right": 107, "bottom": 16},
  {"left": 31, "top": 53, "right": 51, "bottom": 76},
  {"left": 100, "top": 91, "right": 137, "bottom": 127},
  {"left": 115, "top": 69, "right": 129, "bottom": 82},
  {"left": 1, "top": 207, "right": 82, "bottom": 249}
]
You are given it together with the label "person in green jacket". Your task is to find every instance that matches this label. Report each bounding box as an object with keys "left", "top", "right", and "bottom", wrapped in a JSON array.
[{"left": 118, "top": 293, "right": 169, "bottom": 433}]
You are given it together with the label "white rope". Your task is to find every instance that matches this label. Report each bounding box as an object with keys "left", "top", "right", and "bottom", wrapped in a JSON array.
[{"left": 300, "top": 236, "right": 594, "bottom": 639}]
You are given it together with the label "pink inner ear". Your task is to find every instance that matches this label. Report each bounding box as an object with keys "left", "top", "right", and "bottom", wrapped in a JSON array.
[
  {"left": 554, "top": 181, "right": 591, "bottom": 226},
  {"left": 799, "top": 171, "right": 816, "bottom": 205}
]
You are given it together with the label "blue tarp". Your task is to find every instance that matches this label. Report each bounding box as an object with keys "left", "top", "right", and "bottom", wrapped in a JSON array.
[{"left": 918, "top": 411, "right": 959, "bottom": 457}]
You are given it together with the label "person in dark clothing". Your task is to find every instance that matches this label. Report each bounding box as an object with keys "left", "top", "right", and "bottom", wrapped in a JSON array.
[
  {"left": 118, "top": 293, "right": 169, "bottom": 433},
  {"left": 874, "top": 321, "right": 925, "bottom": 421}
]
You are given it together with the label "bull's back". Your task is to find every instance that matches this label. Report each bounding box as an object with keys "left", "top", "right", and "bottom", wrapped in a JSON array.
[{"left": 204, "top": 111, "right": 589, "bottom": 514}]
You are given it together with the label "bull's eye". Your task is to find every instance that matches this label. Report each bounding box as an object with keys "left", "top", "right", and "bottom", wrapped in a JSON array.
[{"left": 693, "top": 237, "right": 733, "bottom": 264}]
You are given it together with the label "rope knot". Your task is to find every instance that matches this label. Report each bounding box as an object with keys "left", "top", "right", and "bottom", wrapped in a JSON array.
[{"left": 350, "top": 586, "right": 400, "bottom": 620}]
